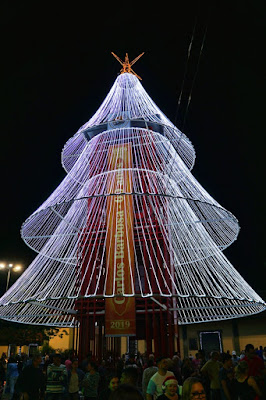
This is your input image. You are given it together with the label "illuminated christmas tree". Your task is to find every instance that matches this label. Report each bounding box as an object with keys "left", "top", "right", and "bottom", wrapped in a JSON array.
[{"left": 0, "top": 54, "right": 265, "bottom": 356}]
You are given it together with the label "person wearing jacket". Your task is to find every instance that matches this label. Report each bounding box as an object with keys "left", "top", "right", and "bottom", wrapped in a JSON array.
[
  {"left": 15, "top": 354, "right": 45, "bottom": 400},
  {"left": 82, "top": 361, "right": 100, "bottom": 400},
  {"left": 68, "top": 359, "right": 85, "bottom": 400},
  {"left": 6, "top": 357, "right": 19, "bottom": 398}
]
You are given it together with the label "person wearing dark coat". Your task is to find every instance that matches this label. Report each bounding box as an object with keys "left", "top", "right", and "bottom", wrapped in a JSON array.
[{"left": 15, "top": 354, "right": 45, "bottom": 400}]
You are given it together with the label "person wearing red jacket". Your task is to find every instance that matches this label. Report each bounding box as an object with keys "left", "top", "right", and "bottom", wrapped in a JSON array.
[{"left": 242, "top": 344, "right": 265, "bottom": 378}]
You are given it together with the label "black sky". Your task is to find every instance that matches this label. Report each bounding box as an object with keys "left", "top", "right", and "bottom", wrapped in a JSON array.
[{"left": 0, "top": 2, "right": 265, "bottom": 295}]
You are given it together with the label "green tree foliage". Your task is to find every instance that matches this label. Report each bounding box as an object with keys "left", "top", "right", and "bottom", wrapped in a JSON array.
[{"left": 0, "top": 320, "right": 68, "bottom": 346}]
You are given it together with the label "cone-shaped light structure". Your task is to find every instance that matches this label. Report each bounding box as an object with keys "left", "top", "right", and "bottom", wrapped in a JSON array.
[{"left": 0, "top": 70, "right": 265, "bottom": 327}]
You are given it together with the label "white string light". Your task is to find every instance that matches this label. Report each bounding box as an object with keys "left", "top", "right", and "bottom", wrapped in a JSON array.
[{"left": 0, "top": 72, "right": 265, "bottom": 326}]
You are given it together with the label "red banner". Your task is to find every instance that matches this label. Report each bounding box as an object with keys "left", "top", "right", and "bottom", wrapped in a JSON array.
[{"left": 105, "top": 143, "right": 136, "bottom": 336}]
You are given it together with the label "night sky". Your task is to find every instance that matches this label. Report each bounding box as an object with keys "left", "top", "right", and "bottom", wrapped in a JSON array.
[{"left": 0, "top": 2, "right": 265, "bottom": 296}]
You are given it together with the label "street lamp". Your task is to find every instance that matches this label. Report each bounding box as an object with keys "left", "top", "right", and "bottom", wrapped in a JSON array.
[{"left": 0, "top": 262, "right": 23, "bottom": 292}]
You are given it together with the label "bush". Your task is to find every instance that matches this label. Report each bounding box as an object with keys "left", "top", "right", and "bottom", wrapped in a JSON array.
[{"left": 41, "top": 342, "right": 55, "bottom": 356}]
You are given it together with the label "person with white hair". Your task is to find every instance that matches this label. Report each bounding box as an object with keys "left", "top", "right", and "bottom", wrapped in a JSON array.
[{"left": 231, "top": 351, "right": 239, "bottom": 366}]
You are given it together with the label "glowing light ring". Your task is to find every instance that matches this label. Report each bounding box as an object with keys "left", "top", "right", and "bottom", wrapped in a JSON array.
[
  {"left": 20, "top": 176, "right": 239, "bottom": 256},
  {"left": 61, "top": 73, "right": 195, "bottom": 173},
  {"left": 0, "top": 71, "right": 265, "bottom": 327}
]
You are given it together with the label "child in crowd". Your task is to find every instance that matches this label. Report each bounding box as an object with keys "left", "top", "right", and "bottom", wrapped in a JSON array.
[{"left": 157, "top": 376, "right": 179, "bottom": 400}]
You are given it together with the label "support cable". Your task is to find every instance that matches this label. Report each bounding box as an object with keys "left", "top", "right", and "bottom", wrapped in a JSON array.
[
  {"left": 182, "top": 22, "right": 209, "bottom": 131},
  {"left": 174, "top": 16, "right": 198, "bottom": 126},
  {"left": 165, "top": 12, "right": 210, "bottom": 192}
]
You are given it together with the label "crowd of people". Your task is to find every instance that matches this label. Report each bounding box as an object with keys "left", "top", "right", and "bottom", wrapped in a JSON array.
[{"left": 0, "top": 343, "right": 265, "bottom": 400}]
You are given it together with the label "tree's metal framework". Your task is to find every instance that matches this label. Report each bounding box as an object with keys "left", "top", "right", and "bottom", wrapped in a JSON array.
[{"left": 0, "top": 70, "right": 265, "bottom": 335}]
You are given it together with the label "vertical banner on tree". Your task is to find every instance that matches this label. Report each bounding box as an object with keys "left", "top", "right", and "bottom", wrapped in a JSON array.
[{"left": 105, "top": 143, "right": 136, "bottom": 337}]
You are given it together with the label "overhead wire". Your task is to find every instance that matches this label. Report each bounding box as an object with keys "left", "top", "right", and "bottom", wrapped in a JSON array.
[
  {"left": 164, "top": 11, "right": 210, "bottom": 192},
  {"left": 174, "top": 16, "right": 198, "bottom": 126},
  {"left": 182, "top": 21, "right": 209, "bottom": 131}
]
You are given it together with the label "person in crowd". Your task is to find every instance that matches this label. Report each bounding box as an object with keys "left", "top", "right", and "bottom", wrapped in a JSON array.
[
  {"left": 146, "top": 357, "right": 173, "bottom": 400},
  {"left": 242, "top": 344, "right": 265, "bottom": 379},
  {"left": 157, "top": 375, "right": 179, "bottom": 400},
  {"left": 109, "top": 383, "right": 144, "bottom": 400},
  {"left": 120, "top": 367, "right": 139, "bottom": 387},
  {"left": 125, "top": 355, "right": 141, "bottom": 387},
  {"left": 5, "top": 356, "right": 19, "bottom": 399},
  {"left": 142, "top": 359, "right": 158, "bottom": 396},
  {"left": 144, "top": 354, "right": 156, "bottom": 369},
  {"left": 98, "top": 360, "right": 108, "bottom": 392},
  {"left": 198, "top": 350, "right": 206, "bottom": 366},
  {"left": 170, "top": 355, "right": 182, "bottom": 383},
  {"left": 182, "top": 377, "right": 206, "bottom": 400},
  {"left": 82, "top": 360, "right": 100, "bottom": 400},
  {"left": 219, "top": 353, "right": 234, "bottom": 400},
  {"left": 0, "top": 358, "right": 6, "bottom": 389},
  {"left": 65, "top": 357, "right": 72, "bottom": 371},
  {"left": 116, "top": 358, "right": 125, "bottom": 379},
  {"left": 43, "top": 354, "right": 51, "bottom": 375},
  {"left": 255, "top": 346, "right": 263, "bottom": 360},
  {"left": 192, "top": 354, "right": 202, "bottom": 375},
  {"left": 46, "top": 353, "right": 68, "bottom": 400},
  {"left": 16, "top": 354, "right": 24, "bottom": 374},
  {"left": 98, "top": 375, "right": 119, "bottom": 400},
  {"left": 15, "top": 354, "right": 45, "bottom": 400},
  {"left": 68, "top": 359, "right": 85, "bottom": 400},
  {"left": 81, "top": 352, "right": 93, "bottom": 373},
  {"left": 231, "top": 352, "right": 239, "bottom": 367},
  {"left": 234, "top": 360, "right": 262, "bottom": 400},
  {"left": 181, "top": 358, "right": 195, "bottom": 383},
  {"left": 200, "top": 351, "right": 221, "bottom": 400},
  {"left": 263, "top": 347, "right": 266, "bottom": 362},
  {"left": 27, "top": 354, "right": 37, "bottom": 368},
  {"left": 126, "top": 354, "right": 138, "bottom": 369}
]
